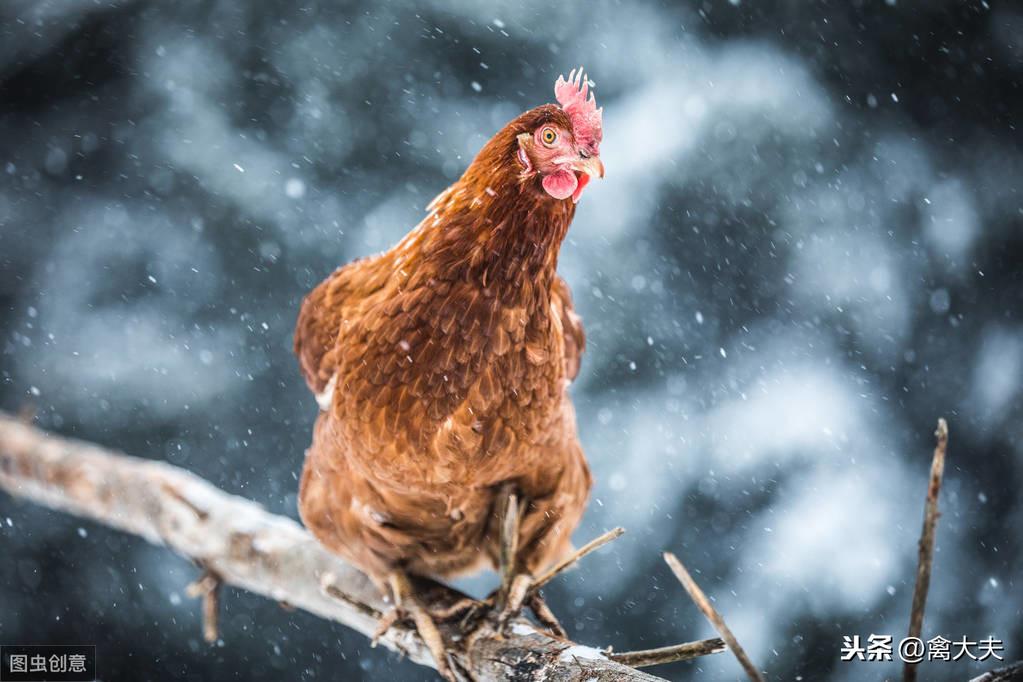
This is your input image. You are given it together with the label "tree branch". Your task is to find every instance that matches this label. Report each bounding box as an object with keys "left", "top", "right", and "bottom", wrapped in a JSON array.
[
  {"left": 968, "top": 660, "right": 1023, "bottom": 682},
  {"left": 0, "top": 414, "right": 692, "bottom": 681},
  {"left": 532, "top": 526, "right": 625, "bottom": 593},
  {"left": 904, "top": 418, "right": 949, "bottom": 682},
  {"left": 663, "top": 552, "right": 765, "bottom": 682},
  {"left": 609, "top": 639, "right": 727, "bottom": 668}
]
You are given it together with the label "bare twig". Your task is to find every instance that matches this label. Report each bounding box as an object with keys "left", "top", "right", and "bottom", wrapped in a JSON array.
[
  {"left": 968, "top": 660, "right": 1023, "bottom": 682},
  {"left": 186, "top": 568, "right": 222, "bottom": 643},
  {"left": 202, "top": 579, "right": 221, "bottom": 643},
  {"left": 531, "top": 526, "right": 625, "bottom": 592},
  {"left": 184, "top": 571, "right": 219, "bottom": 599},
  {"left": 609, "top": 638, "right": 727, "bottom": 668},
  {"left": 904, "top": 418, "right": 949, "bottom": 682},
  {"left": 0, "top": 414, "right": 669, "bottom": 682},
  {"left": 663, "top": 552, "right": 766, "bottom": 682}
]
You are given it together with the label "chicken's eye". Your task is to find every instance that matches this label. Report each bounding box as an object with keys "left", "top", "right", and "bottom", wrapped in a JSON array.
[{"left": 540, "top": 127, "right": 558, "bottom": 146}]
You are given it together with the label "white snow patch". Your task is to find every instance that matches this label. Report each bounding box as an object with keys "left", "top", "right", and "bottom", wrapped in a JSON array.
[
  {"left": 509, "top": 622, "right": 536, "bottom": 636},
  {"left": 558, "top": 645, "right": 607, "bottom": 662}
]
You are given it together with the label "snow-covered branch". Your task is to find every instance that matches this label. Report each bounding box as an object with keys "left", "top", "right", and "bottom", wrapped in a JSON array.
[{"left": 0, "top": 413, "right": 713, "bottom": 681}]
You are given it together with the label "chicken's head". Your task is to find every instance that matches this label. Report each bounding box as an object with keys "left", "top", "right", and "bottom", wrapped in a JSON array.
[{"left": 516, "top": 68, "right": 604, "bottom": 203}]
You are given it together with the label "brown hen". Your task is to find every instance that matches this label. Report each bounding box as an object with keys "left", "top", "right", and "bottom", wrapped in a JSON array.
[{"left": 295, "top": 69, "right": 604, "bottom": 678}]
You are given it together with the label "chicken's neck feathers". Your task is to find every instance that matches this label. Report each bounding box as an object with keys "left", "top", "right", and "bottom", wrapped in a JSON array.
[{"left": 418, "top": 166, "right": 574, "bottom": 307}]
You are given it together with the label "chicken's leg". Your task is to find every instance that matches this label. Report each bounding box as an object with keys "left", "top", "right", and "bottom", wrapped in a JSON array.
[
  {"left": 488, "top": 486, "right": 570, "bottom": 638},
  {"left": 496, "top": 485, "right": 522, "bottom": 611},
  {"left": 373, "top": 570, "right": 456, "bottom": 681}
]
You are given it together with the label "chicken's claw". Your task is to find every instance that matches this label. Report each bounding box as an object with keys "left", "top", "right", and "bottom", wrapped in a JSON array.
[
  {"left": 427, "top": 596, "right": 484, "bottom": 623},
  {"left": 490, "top": 484, "right": 568, "bottom": 637},
  {"left": 375, "top": 570, "right": 458, "bottom": 681},
  {"left": 526, "top": 592, "right": 567, "bottom": 639},
  {"left": 370, "top": 607, "right": 402, "bottom": 647},
  {"left": 496, "top": 573, "right": 532, "bottom": 631}
]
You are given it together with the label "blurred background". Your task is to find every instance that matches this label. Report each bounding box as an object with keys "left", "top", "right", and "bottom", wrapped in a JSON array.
[{"left": 1, "top": 0, "right": 1021, "bottom": 679}]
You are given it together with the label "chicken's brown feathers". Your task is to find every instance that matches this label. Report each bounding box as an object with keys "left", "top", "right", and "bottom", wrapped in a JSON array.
[{"left": 296, "top": 98, "right": 593, "bottom": 584}]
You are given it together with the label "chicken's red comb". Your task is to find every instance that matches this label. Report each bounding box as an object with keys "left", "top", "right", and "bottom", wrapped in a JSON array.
[{"left": 555, "top": 67, "right": 603, "bottom": 149}]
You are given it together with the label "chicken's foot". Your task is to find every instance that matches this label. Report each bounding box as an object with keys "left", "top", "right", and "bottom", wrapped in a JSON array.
[
  {"left": 427, "top": 596, "right": 482, "bottom": 622},
  {"left": 492, "top": 485, "right": 552, "bottom": 632},
  {"left": 526, "top": 591, "right": 567, "bottom": 639},
  {"left": 496, "top": 572, "right": 532, "bottom": 629},
  {"left": 486, "top": 489, "right": 616, "bottom": 639},
  {"left": 372, "top": 570, "right": 457, "bottom": 681}
]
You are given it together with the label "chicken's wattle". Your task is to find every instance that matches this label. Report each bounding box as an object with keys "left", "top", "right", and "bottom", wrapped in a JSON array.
[{"left": 541, "top": 169, "right": 578, "bottom": 200}]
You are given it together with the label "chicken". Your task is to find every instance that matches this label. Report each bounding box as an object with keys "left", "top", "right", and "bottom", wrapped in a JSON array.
[{"left": 295, "top": 69, "right": 604, "bottom": 678}]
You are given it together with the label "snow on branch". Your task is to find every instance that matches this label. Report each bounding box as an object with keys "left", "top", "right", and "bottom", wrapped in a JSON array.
[{"left": 0, "top": 414, "right": 720, "bottom": 681}]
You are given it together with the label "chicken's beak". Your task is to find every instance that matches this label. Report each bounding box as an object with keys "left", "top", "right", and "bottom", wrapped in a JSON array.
[
  {"left": 571, "top": 155, "right": 605, "bottom": 180},
  {"left": 568, "top": 155, "right": 603, "bottom": 204}
]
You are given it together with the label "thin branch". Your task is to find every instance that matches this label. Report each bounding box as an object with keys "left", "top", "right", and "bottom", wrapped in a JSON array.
[
  {"left": 968, "top": 660, "right": 1023, "bottom": 682},
  {"left": 609, "top": 638, "right": 727, "bottom": 668},
  {"left": 663, "top": 552, "right": 766, "bottom": 682},
  {"left": 531, "top": 526, "right": 625, "bottom": 592},
  {"left": 202, "top": 579, "right": 221, "bottom": 643},
  {"left": 0, "top": 414, "right": 668, "bottom": 682},
  {"left": 185, "top": 569, "right": 222, "bottom": 643},
  {"left": 904, "top": 418, "right": 949, "bottom": 682}
]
